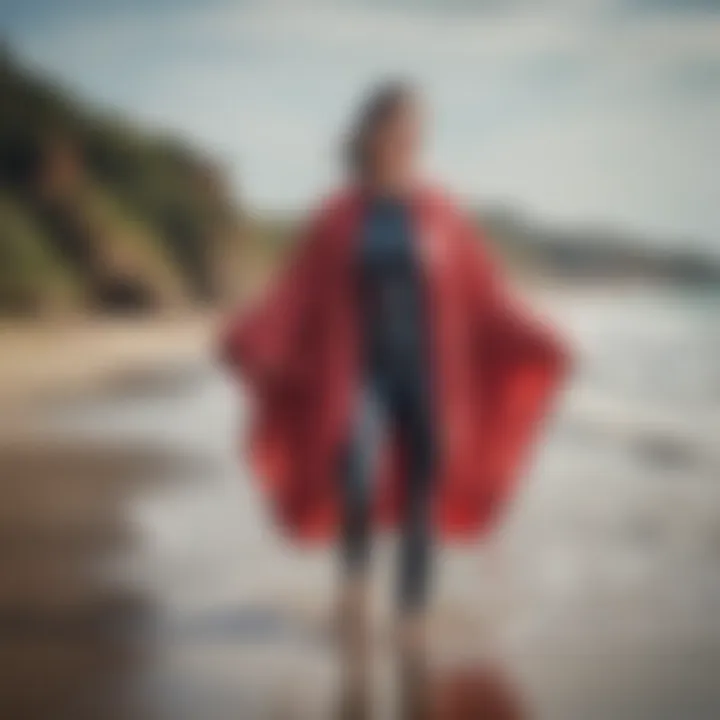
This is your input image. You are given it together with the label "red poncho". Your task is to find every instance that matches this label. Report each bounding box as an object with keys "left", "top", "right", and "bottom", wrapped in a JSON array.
[{"left": 222, "top": 186, "right": 568, "bottom": 542}]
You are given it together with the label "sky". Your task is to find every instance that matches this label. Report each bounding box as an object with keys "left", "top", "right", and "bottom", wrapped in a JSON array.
[{"left": 2, "top": 0, "right": 720, "bottom": 248}]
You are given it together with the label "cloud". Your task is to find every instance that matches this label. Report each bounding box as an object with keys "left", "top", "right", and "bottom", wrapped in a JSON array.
[{"left": 6, "top": 0, "right": 720, "bottom": 245}]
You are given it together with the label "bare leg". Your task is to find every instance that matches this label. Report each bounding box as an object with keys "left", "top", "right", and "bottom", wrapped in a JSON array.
[
  {"left": 336, "top": 575, "right": 371, "bottom": 719},
  {"left": 397, "top": 631, "right": 432, "bottom": 720}
]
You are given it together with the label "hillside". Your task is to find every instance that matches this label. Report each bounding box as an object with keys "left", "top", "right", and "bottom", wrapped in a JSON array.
[
  {"left": 0, "top": 47, "right": 245, "bottom": 316},
  {"left": 477, "top": 208, "right": 720, "bottom": 286}
]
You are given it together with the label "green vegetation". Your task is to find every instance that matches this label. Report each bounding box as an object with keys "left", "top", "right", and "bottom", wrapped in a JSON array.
[
  {"left": 0, "top": 192, "right": 78, "bottom": 314},
  {"left": 0, "top": 46, "right": 244, "bottom": 316}
]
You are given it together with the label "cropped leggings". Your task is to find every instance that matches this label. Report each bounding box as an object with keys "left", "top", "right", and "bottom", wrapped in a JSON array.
[{"left": 340, "top": 368, "right": 436, "bottom": 611}]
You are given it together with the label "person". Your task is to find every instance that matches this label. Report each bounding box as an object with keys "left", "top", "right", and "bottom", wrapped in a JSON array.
[{"left": 221, "top": 82, "right": 567, "bottom": 665}]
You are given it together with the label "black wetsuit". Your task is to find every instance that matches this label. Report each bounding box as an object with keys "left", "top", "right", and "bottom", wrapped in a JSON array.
[{"left": 341, "top": 196, "right": 436, "bottom": 610}]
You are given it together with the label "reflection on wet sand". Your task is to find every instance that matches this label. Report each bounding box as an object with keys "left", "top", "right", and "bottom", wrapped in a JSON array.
[
  {"left": 0, "top": 436, "right": 208, "bottom": 719},
  {"left": 426, "top": 663, "right": 523, "bottom": 720},
  {"left": 333, "top": 655, "right": 523, "bottom": 720},
  {"left": 0, "top": 385, "right": 526, "bottom": 720}
]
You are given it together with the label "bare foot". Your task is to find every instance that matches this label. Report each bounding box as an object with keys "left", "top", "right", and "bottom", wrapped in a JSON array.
[
  {"left": 397, "top": 623, "right": 432, "bottom": 719},
  {"left": 336, "top": 674, "right": 371, "bottom": 720},
  {"left": 396, "top": 610, "right": 428, "bottom": 659}
]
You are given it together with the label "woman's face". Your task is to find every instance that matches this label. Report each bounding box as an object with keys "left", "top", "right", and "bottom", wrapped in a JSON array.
[{"left": 370, "top": 96, "right": 424, "bottom": 186}]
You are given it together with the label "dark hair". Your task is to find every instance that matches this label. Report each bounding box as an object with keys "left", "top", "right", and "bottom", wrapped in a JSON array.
[{"left": 345, "top": 81, "right": 416, "bottom": 180}]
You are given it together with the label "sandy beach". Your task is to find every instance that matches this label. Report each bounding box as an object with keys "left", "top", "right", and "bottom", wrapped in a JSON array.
[
  {"left": 1, "top": 289, "right": 719, "bottom": 718},
  {"left": 0, "top": 315, "right": 216, "bottom": 412}
]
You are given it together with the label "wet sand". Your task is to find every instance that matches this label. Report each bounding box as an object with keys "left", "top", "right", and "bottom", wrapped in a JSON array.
[{"left": 1, "top": 290, "right": 719, "bottom": 719}]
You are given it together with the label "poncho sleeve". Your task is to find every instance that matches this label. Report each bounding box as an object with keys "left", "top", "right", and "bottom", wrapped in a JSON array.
[
  {"left": 219, "top": 210, "right": 329, "bottom": 395},
  {"left": 458, "top": 214, "right": 570, "bottom": 519}
]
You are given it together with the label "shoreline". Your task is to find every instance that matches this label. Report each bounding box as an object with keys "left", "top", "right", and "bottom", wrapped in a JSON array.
[
  {"left": 0, "top": 313, "right": 218, "bottom": 412},
  {"left": 1, "top": 281, "right": 712, "bottom": 412}
]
